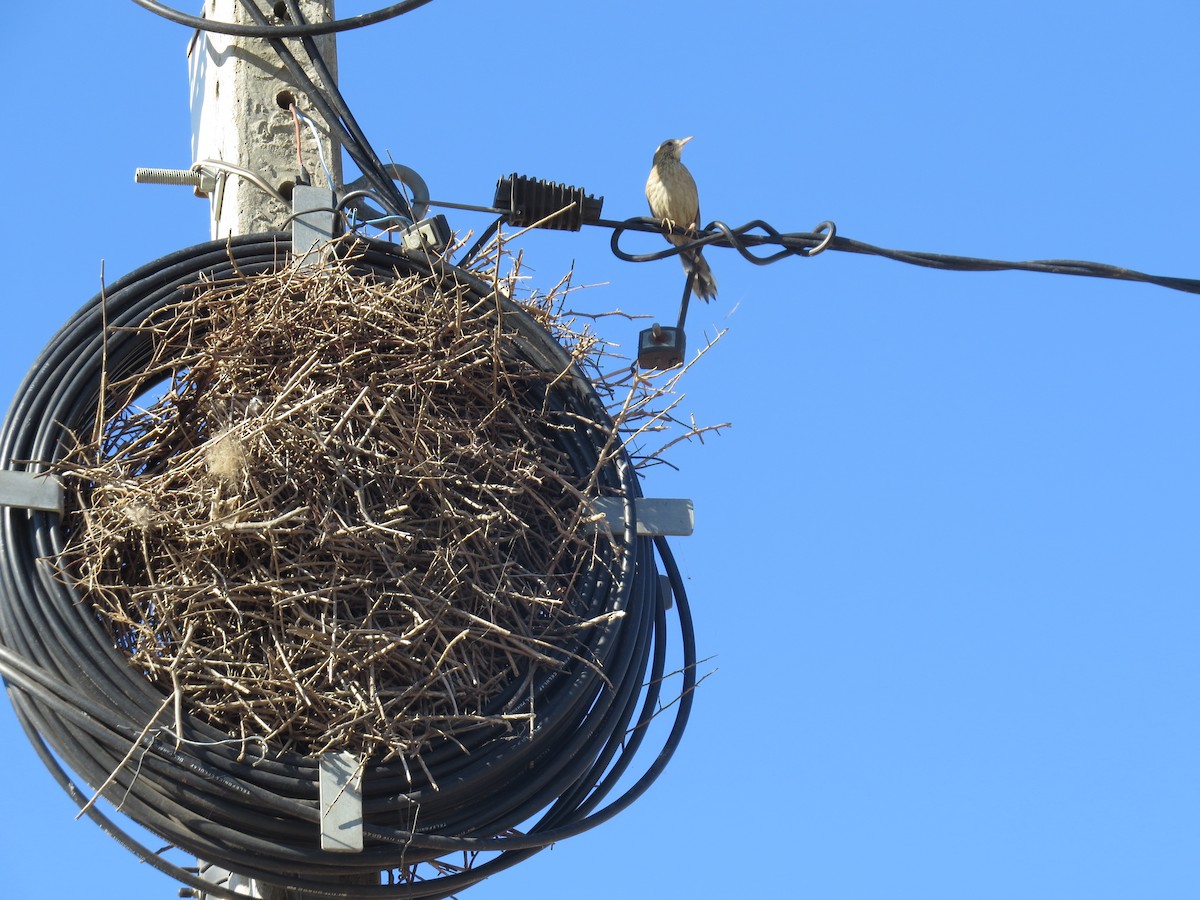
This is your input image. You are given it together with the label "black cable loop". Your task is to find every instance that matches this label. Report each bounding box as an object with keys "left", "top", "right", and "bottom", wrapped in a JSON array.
[
  {"left": 338, "top": 189, "right": 389, "bottom": 213},
  {"left": 131, "top": 0, "right": 436, "bottom": 37},
  {"left": 609, "top": 215, "right": 837, "bottom": 267},
  {"left": 280, "top": 206, "right": 346, "bottom": 229}
]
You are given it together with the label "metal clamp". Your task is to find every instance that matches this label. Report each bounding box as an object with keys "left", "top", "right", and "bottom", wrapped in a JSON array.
[
  {"left": 590, "top": 497, "right": 694, "bottom": 537},
  {"left": 0, "top": 470, "right": 63, "bottom": 513},
  {"left": 319, "top": 752, "right": 364, "bottom": 853}
]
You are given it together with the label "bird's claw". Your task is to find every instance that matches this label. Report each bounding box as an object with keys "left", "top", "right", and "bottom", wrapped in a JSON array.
[{"left": 659, "top": 217, "right": 700, "bottom": 239}]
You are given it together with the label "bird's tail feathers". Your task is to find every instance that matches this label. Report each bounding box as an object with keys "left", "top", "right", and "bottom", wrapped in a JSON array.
[{"left": 683, "top": 250, "right": 718, "bottom": 302}]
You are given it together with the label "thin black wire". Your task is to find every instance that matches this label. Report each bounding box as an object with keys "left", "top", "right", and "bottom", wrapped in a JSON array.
[
  {"left": 137, "top": 0, "right": 422, "bottom": 220},
  {"left": 456, "top": 214, "right": 505, "bottom": 266},
  {"left": 131, "top": 0, "right": 435, "bottom": 37},
  {"left": 282, "top": 0, "right": 415, "bottom": 221},
  {"left": 238, "top": 0, "right": 415, "bottom": 222},
  {"left": 608, "top": 214, "right": 1200, "bottom": 296}
]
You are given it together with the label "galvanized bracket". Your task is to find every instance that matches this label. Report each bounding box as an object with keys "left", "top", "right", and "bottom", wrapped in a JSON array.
[
  {"left": 319, "top": 751, "right": 364, "bottom": 853},
  {"left": 0, "top": 470, "right": 64, "bottom": 513},
  {"left": 292, "top": 184, "right": 338, "bottom": 264},
  {"left": 590, "top": 497, "right": 694, "bottom": 537}
]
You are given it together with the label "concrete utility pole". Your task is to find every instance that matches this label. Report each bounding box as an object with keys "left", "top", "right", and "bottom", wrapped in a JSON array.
[
  {"left": 181, "top": 4, "right": 362, "bottom": 898},
  {"left": 187, "top": 0, "right": 342, "bottom": 238}
]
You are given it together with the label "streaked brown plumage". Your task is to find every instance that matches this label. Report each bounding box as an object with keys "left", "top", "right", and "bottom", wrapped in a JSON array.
[{"left": 645, "top": 136, "right": 717, "bottom": 301}]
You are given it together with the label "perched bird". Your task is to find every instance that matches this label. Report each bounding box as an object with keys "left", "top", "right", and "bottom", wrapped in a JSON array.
[{"left": 645, "top": 136, "right": 717, "bottom": 301}]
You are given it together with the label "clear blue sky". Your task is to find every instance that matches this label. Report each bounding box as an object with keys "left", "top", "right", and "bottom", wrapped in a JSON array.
[{"left": 2, "top": 2, "right": 1198, "bottom": 898}]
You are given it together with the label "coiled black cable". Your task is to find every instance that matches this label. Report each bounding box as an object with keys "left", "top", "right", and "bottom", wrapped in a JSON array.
[{"left": 0, "top": 235, "right": 696, "bottom": 899}]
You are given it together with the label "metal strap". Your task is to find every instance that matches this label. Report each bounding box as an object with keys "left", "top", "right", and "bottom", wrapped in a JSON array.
[
  {"left": 0, "top": 470, "right": 63, "bottom": 513},
  {"left": 590, "top": 497, "right": 694, "bottom": 537}
]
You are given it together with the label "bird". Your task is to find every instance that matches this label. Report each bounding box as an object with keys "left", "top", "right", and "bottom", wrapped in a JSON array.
[{"left": 645, "top": 136, "right": 717, "bottom": 302}]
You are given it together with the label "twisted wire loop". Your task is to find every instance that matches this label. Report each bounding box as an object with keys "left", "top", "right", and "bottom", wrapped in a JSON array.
[
  {"left": 610, "top": 216, "right": 837, "bottom": 267},
  {"left": 0, "top": 234, "right": 697, "bottom": 900},
  {"left": 608, "top": 215, "right": 1200, "bottom": 295}
]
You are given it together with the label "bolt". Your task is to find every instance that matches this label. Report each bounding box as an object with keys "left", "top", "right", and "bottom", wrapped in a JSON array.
[{"left": 135, "top": 167, "right": 217, "bottom": 198}]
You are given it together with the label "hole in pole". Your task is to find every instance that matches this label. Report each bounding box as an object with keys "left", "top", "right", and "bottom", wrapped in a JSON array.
[{"left": 276, "top": 90, "right": 296, "bottom": 111}]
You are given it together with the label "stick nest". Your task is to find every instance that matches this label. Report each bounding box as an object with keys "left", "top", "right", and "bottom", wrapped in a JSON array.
[{"left": 54, "top": 258, "right": 627, "bottom": 761}]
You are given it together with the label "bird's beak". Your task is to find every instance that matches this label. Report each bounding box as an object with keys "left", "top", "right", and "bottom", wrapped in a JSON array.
[{"left": 679, "top": 136, "right": 694, "bottom": 147}]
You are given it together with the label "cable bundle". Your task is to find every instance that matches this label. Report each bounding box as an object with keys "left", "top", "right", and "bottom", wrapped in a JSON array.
[{"left": 0, "top": 235, "right": 695, "bottom": 899}]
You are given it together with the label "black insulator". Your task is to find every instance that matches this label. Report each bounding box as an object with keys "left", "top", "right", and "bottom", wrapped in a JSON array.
[{"left": 493, "top": 174, "right": 604, "bottom": 231}]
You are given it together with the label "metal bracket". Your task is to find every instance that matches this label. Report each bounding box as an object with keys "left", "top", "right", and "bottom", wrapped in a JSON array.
[
  {"left": 0, "top": 470, "right": 64, "bottom": 513},
  {"left": 590, "top": 497, "right": 694, "bottom": 537},
  {"left": 292, "top": 185, "right": 338, "bottom": 264},
  {"left": 319, "top": 751, "right": 364, "bottom": 853}
]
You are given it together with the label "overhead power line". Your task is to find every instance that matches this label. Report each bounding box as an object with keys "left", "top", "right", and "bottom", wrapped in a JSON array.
[
  {"left": 417, "top": 181, "right": 1200, "bottom": 298},
  {"left": 605, "top": 216, "right": 1200, "bottom": 296}
]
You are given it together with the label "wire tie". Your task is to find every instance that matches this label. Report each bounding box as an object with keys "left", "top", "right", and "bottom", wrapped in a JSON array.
[{"left": 805, "top": 220, "right": 837, "bottom": 257}]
